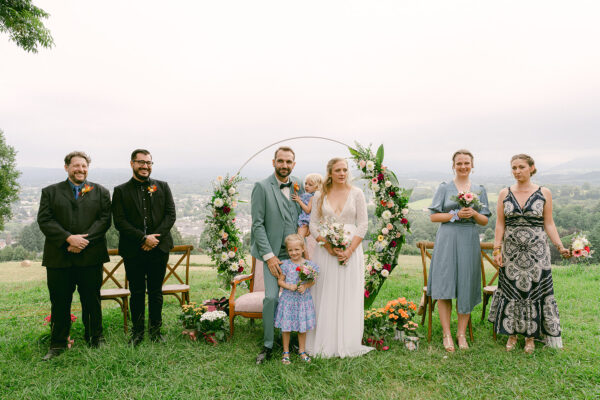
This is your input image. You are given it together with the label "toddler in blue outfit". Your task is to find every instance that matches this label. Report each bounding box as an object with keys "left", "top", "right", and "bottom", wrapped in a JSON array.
[{"left": 291, "top": 173, "right": 322, "bottom": 259}]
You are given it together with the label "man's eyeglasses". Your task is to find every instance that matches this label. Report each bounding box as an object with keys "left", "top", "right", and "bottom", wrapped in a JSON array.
[{"left": 133, "top": 160, "right": 154, "bottom": 166}]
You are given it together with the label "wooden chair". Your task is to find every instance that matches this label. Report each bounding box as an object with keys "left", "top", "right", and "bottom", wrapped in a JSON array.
[
  {"left": 416, "top": 241, "right": 473, "bottom": 343},
  {"left": 162, "top": 245, "right": 193, "bottom": 306},
  {"left": 229, "top": 256, "right": 266, "bottom": 337},
  {"left": 479, "top": 243, "right": 500, "bottom": 340},
  {"left": 100, "top": 249, "right": 130, "bottom": 333}
]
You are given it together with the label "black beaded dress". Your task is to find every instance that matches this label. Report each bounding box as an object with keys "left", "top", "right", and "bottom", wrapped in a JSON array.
[{"left": 488, "top": 187, "right": 562, "bottom": 348}]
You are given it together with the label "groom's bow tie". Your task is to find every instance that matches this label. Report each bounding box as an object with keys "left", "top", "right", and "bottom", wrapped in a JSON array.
[{"left": 279, "top": 182, "right": 292, "bottom": 189}]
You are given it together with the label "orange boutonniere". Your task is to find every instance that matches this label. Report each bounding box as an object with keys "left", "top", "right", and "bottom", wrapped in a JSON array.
[
  {"left": 148, "top": 185, "right": 158, "bottom": 196},
  {"left": 81, "top": 184, "right": 93, "bottom": 197},
  {"left": 293, "top": 182, "right": 300, "bottom": 194}
]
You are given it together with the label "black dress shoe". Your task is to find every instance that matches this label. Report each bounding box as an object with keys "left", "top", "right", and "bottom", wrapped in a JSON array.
[
  {"left": 42, "top": 347, "right": 65, "bottom": 361},
  {"left": 89, "top": 336, "right": 106, "bottom": 348},
  {"left": 256, "top": 347, "right": 273, "bottom": 365},
  {"left": 150, "top": 333, "right": 167, "bottom": 343},
  {"left": 128, "top": 334, "right": 144, "bottom": 347}
]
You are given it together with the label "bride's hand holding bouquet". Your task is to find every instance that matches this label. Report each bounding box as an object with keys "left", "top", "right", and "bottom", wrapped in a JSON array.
[{"left": 319, "top": 216, "right": 351, "bottom": 265}]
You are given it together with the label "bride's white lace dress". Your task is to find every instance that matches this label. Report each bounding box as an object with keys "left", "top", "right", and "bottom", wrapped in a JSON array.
[{"left": 306, "top": 187, "right": 374, "bottom": 358}]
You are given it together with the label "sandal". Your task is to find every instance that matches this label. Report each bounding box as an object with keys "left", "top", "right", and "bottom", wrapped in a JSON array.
[
  {"left": 442, "top": 334, "right": 455, "bottom": 353},
  {"left": 457, "top": 334, "right": 469, "bottom": 350},
  {"left": 299, "top": 351, "right": 311, "bottom": 362},
  {"left": 506, "top": 335, "right": 518, "bottom": 352},
  {"left": 281, "top": 352, "right": 291, "bottom": 365},
  {"left": 524, "top": 337, "right": 535, "bottom": 354}
]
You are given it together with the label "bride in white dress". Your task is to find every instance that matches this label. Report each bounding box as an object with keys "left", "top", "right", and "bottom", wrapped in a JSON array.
[{"left": 306, "top": 157, "right": 374, "bottom": 358}]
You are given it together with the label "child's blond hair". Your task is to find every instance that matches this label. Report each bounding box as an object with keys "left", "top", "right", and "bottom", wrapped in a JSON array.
[
  {"left": 285, "top": 233, "right": 305, "bottom": 250},
  {"left": 305, "top": 173, "right": 323, "bottom": 189}
]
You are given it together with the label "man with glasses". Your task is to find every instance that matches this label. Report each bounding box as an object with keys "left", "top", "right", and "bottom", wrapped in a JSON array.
[
  {"left": 112, "top": 149, "right": 176, "bottom": 345},
  {"left": 37, "top": 151, "right": 111, "bottom": 360}
]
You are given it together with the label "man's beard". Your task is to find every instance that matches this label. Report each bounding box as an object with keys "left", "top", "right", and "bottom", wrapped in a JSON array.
[
  {"left": 133, "top": 169, "right": 150, "bottom": 181},
  {"left": 275, "top": 167, "right": 291, "bottom": 179}
]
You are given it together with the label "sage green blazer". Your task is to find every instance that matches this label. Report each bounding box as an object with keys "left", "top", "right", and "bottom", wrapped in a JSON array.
[{"left": 250, "top": 174, "right": 304, "bottom": 260}]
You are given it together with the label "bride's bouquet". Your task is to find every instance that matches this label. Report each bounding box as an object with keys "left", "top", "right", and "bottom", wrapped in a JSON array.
[
  {"left": 319, "top": 216, "right": 351, "bottom": 265},
  {"left": 452, "top": 191, "right": 483, "bottom": 210},
  {"left": 296, "top": 263, "right": 318, "bottom": 285},
  {"left": 570, "top": 233, "right": 593, "bottom": 261}
]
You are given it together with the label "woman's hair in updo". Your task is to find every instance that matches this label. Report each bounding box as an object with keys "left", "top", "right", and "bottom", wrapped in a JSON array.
[
  {"left": 511, "top": 154, "right": 537, "bottom": 176},
  {"left": 452, "top": 149, "right": 474, "bottom": 168}
]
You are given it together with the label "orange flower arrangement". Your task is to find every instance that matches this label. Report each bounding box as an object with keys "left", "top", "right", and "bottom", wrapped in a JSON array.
[
  {"left": 384, "top": 297, "right": 417, "bottom": 328},
  {"left": 293, "top": 182, "right": 300, "bottom": 194},
  {"left": 148, "top": 185, "right": 158, "bottom": 196}
]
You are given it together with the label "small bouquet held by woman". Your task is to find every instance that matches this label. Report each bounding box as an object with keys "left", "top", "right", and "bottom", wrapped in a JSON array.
[
  {"left": 452, "top": 190, "right": 483, "bottom": 210},
  {"left": 319, "top": 216, "right": 351, "bottom": 265},
  {"left": 570, "top": 233, "right": 593, "bottom": 261}
]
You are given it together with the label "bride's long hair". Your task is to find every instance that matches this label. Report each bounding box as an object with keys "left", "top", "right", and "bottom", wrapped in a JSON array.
[{"left": 317, "top": 157, "right": 352, "bottom": 218}]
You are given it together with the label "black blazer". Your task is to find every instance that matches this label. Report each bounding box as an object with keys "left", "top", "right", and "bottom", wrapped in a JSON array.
[
  {"left": 37, "top": 180, "right": 111, "bottom": 268},
  {"left": 112, "top": 178, "right": 176, "bottom": 258}
]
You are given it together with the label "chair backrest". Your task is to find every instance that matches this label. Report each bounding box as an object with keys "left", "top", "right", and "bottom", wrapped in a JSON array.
[
  {"left": 103, "top": 249, "right": 128, "bottom": 289},
  {"left": 251, "top": 257, "right": 265, "bottom": 292},
  {"left": 416, "top": 241, "right": 434, "bottom": 287},
  {"left": 163, "top": 245, "right": 193, "bottom": 285},
  {"left": 479, "top": 242, "right": 500, "bottom": 288}
]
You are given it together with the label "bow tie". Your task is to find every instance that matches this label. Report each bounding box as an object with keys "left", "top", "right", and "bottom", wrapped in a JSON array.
[{"left": 279, "top": 182, "right": 292, "bottom": 189}]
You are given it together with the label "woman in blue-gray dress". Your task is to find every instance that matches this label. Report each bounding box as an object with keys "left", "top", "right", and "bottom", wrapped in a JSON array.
[{"left": 428, "top": 149, "right": 491, "bottom": 352}]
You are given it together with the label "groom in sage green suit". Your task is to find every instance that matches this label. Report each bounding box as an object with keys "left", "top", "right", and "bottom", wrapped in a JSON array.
[{"left": 251, "top": 146, "right": 304, "bottom": 364}]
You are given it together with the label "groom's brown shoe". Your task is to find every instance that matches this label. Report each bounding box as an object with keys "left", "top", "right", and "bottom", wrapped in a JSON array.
[{"left": 256, "top": 346, "right": 273, "bottom": 365}]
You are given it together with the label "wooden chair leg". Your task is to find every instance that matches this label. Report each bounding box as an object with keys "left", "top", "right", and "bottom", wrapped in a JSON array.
[
  {"left": 468, "top": 315, "right": 474, "bottom": 342},
  {"left": 481, "top": 293, "right": 490, "bottom": 322},
  {"left": 427, "top": 296, "right": 433, "bottom": 343},
  {"left": 229, "top": 313, "right": 235, "bottom": 337},
  {"left": 421, "top": 294, "right": 427, "bottom": 325}
]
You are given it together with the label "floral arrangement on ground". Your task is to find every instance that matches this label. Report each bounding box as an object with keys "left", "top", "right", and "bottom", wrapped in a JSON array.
[
  {"left": 179, "top": 302, "right": 228, "bottom": 344},
  {"left": 348, "top": 142, "right": 412, "bottom": 307},
  {"left": 204, "top": 174, "right": 247, "bottom": 287},
  {"left": 363, "top": 296, "right": 420, "bottom": 351}
]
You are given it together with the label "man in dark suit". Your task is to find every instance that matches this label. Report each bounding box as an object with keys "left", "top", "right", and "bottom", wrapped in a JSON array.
[
  {"left": 112, "top": 149, "right": 176, "bottom": 345},
  {"left": 37, "top": 151, "right": 111, "bottom": 360}
]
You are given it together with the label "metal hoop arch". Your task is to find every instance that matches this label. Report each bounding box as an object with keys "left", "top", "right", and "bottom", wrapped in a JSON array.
[{"left": 234, "top": 136, "right": 352, "bottom": 177}]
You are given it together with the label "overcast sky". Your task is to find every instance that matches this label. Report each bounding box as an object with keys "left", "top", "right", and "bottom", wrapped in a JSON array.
[{"left": 1, "top": 0, "right": 599, "bottom": 177}]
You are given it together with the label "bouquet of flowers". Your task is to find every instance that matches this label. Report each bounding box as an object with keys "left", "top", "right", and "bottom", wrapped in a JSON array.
[
  {"left": 319, "top": 216, "right": 351, "bottom": 265},
  {"left": 179, "top": 302, "right": 208, "bottom": 330},
  {"left": 363, "top": 307, "right": 394, "bottom": 350},
  {"left": 452, "top": 191, "right": 483, "bottom": 210},
  {"left": 296, "top": 263, "right": 318, "bottom": 284},
  {"left": 198, "top": 310, "right": 228, "bottom": 344},
  {"left": 384, "top": 297, "right": 418, "bottom": 328},
  {"left": 570, "top": 233, "right": 594, "bottom": 260}
]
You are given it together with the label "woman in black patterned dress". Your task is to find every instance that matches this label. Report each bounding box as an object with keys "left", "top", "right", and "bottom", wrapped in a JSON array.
[{"left": 488, "top": 154, "right": 570, "bottom": 353}]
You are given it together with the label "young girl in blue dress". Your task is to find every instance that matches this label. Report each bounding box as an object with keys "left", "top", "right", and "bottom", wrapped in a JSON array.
[
  {"left": 275, "top": 234, "right": 319, "bottom": 364},
  {"left": 292, "top": 173, "right": 323, "bottom": 259}
]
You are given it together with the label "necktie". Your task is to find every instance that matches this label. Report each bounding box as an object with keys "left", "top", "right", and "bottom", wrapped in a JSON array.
[
  {"left": 74, "top": 187, "right": 81, "bottom": 199},
  {"left": 280, "top": 182, "right": 292, "bottom": 189}
]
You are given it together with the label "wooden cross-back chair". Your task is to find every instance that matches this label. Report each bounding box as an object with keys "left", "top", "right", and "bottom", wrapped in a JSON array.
[
  {"left": 479, "top": 243, "right": 500, "bottom": 340},
  {"left": 162, "top": 245, "right": 193, "bottom": 306},
  {"left": 417, "top": 241, "right": 474, "bottom": 343},
  {"left": 228, "top": 256, "right": 266, "bottom": 337},
  {"left": 100, "top": 249, "right": 130, "bottom": 332}
]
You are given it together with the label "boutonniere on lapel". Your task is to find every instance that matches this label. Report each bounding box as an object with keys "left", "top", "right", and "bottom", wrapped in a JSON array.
[
  {"left": 80, "top": 184, "right": 94, "bottom": 197},
  {"left": 147, "top": 185, "right": 158, "bottom": 196},
  {"left": 293, "top": 182, "right": 300, "bottom": 195}
]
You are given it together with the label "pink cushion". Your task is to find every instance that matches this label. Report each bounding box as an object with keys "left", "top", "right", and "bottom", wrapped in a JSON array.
[
  {"left": 253, "top": 259, "right": 265, "bottom": 292},
  {"left": 234, "top": 291, "right": 265, "bottom": 313}
]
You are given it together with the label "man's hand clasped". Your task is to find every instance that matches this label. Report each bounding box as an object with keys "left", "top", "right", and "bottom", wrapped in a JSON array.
[
  {"left": 66, "top": 234, "right": 89, "bottom": 253},
  {"left": 142, "top": 233, "right": 161, "bottom": 251}
]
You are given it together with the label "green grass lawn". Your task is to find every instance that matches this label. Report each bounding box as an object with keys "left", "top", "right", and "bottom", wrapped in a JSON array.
[{"left": 0, "top": 257, "right": 598, "bottom": 400}]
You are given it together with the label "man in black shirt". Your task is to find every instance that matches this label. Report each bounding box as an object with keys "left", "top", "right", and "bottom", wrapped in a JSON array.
[{"left": 112, "top": 149, "right": 176, "bottom": 345}]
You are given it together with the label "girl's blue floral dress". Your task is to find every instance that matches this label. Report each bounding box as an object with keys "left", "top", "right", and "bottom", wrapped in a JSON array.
[
  {"left": 275, "top": 259, "right": 319, "bottom": 332},
  {"left": 297, "top": 192, "right": 314, "bottom": 227}
]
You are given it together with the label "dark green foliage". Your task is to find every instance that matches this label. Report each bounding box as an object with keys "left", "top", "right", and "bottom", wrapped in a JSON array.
[
  {"left": 18, "top": 221, "right": 44, "bottom": 252},
  {"left": 0, "top": 130, "right": 20, "bottom": 230},
  {"left": 0, "top": 0, "right": 54, "bottom": 52}
]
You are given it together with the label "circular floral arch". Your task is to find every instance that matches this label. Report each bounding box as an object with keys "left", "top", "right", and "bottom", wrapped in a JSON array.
[{"left": 204, "top": 138, "right": 411, "bottom": 308}]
